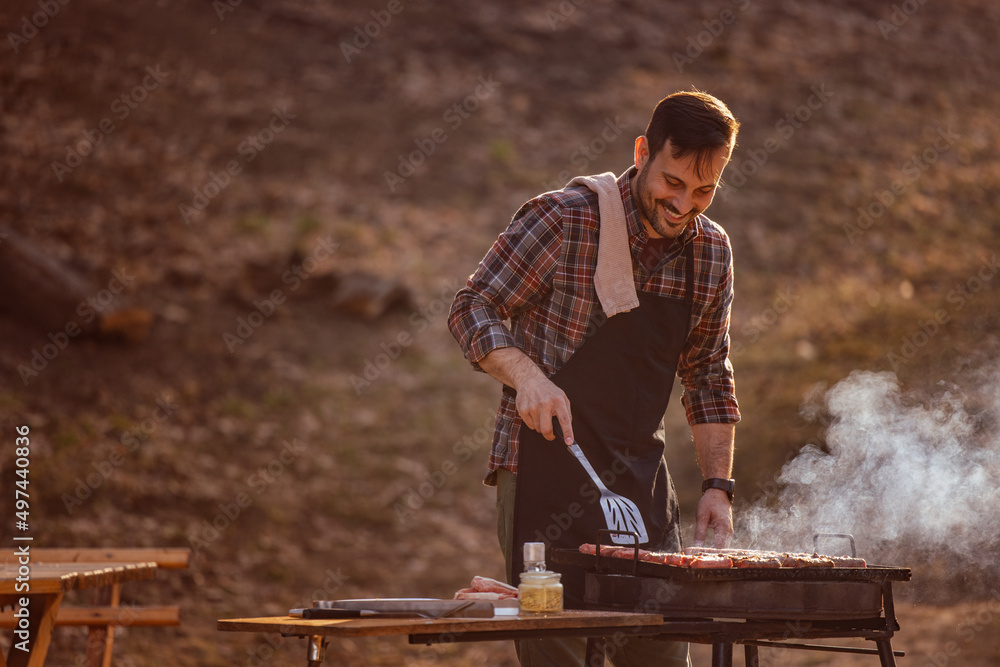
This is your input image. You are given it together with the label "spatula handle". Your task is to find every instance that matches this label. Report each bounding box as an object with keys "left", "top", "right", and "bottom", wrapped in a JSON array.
[
  {"left": 568, "top": 443, "right": 610, "bottom": 492},
  {"left": 551, "top": 418, "right": 611, "bottom": 492}
]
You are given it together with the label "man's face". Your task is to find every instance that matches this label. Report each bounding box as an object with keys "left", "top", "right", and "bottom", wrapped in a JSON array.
[{"left": 633, "top": 137, "right": 729, "bottom": 240}]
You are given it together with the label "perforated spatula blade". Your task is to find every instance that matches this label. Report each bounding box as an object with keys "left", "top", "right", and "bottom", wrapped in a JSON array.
[{"left": 567, "top": 442, "right": 648, "bottom": 545}]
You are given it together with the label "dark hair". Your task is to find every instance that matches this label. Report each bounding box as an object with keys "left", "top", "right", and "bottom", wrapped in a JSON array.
[{"left": 645, "top": 90, "right": 739, "bottom": 178}]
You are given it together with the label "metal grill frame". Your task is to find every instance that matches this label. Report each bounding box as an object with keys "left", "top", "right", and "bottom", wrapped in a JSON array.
[{"left": 551, "top": 544, "right": 911, "bottom": 667}]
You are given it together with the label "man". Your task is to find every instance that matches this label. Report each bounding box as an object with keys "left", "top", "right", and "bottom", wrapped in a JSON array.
[{"left": 448, "top": 90, "right": 741, "bottom": 666}]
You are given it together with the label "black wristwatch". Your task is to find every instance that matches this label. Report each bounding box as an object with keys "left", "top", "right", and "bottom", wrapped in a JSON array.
[{"left": 702, "top": 478, "right": 735, "bottom": 503}]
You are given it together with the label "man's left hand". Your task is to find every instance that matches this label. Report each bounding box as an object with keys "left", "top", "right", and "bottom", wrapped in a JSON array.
[{"left": 693, "top": 488, "right": 733, "bottom": 548}]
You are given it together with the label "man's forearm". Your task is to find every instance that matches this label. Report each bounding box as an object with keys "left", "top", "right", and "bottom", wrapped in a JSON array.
[
  {"left": 479, "top": 346, "right": 574, "bottom": 443},
  {"left": 478, "top": 346, "right": 547, "bottom": 390},
  {"left": 692, "top": 422, "right": 735, "bottom": 479},
  {"left": 692, "top": 421, "right": 735, "bottom": 546}
]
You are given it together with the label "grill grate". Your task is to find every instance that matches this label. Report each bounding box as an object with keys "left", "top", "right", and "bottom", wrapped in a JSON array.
[{"left": 552, "top": 548, "right": 912, "bottom": 583}]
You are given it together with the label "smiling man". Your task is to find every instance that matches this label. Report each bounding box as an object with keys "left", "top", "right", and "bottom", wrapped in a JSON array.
[{"left": 449, "top": 90, "right": 741, "bottom": 667}]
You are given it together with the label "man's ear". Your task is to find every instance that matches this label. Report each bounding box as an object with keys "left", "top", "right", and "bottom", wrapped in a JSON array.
[{"left": 634, "top": 135, "right": 649, "bottom": 172}]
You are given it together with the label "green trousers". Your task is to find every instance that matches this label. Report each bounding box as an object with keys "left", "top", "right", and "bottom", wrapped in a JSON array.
[{"left": 496, "top": 468, "right": 692, "bottom": 667}]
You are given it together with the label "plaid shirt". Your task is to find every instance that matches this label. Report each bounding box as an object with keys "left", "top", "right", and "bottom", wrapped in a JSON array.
[{"left": 448, "top": 168, "right": 740, "bottom": 481}]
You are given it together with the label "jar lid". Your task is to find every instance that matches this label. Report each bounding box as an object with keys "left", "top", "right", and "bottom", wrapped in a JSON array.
[
  {"left": 523, "top": 542, "right": 546, "bottom": 563},
  {"left": 520, "top": 570, "right": 561, "bottom": 582}
]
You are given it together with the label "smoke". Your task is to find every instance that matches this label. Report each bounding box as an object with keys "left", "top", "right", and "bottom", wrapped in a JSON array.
[{"left": 737, "top": 367, "right": 1000, "bottom": 581}]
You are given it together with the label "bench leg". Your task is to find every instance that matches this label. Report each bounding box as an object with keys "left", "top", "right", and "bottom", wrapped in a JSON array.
[
  {"left": 86, "top": 583, "right": 120, "bottom": 667},
  {"left": 7, "top": 592, "right": 64, "bottom": 667}
]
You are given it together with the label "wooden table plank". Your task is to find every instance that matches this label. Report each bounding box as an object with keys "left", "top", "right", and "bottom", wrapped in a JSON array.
[
  {"left": 0, "top": 563, "right": 158, "bottom": 596},
  {"left": 0, "top": 568, "right": 74, "bottom": 595},
  {"left": 218, "top": 610, "right": 664, "bottom": 639},
  {"left": 0, "top": 549, "right": 189, "bottom": 570},
  {"left": 0, "top": 605, "right": 181, "bottom": 628}
]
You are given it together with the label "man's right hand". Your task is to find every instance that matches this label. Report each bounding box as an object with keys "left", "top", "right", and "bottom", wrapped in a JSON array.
[
  {"left": 478, "top": 347, "right": 574, "bottom": 445},
  {"left": 515, "top": 376, "right": 574, "bottom": 445}
]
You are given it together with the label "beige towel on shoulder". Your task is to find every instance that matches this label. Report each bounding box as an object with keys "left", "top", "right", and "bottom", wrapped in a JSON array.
[{"left": 567, "top": 172, "right": 639, "bottom": 317}]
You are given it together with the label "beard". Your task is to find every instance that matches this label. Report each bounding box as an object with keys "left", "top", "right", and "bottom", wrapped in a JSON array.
[{"left": 634, "top": 165, "right": 700, "bottom": 239}]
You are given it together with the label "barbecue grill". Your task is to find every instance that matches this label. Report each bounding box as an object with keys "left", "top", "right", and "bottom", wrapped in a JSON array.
[{"left": 551, "top": 531, "right": 912, "bottom": 667}]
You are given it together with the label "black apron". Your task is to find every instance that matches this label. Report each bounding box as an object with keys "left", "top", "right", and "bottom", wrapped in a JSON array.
[{"left": 511, "top": 244, "right": 695, "bottom": 609}]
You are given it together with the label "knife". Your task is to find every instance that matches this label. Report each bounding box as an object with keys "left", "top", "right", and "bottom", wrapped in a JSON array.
[
  {"left": 289, "top": 608, "right": 416, "bottom": 619},
  {"left": 289, "top": 601, "right": 476, "bottom": 620}
]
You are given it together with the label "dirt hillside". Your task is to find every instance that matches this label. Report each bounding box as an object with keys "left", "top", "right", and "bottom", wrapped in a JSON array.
[{"left": 1, "top": 0, "right": 999, "bottom": 664}]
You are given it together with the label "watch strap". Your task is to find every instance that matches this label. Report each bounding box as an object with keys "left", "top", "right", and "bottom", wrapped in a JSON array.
[{"left": 702, "top": 477, "right": 735, "bottom": 502}]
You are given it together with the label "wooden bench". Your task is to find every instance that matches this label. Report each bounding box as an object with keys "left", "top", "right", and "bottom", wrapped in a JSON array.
[{"left": 0, "top": 548, "right": 190, "bottom": 667}]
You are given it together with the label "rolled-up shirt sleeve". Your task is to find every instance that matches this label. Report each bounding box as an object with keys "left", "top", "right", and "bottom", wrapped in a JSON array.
[
  {"left": 677, "top": 249, "right": 741, "bottom": 425},
  {"left": 448, "top": 198, "right": 563, "bottom": 370}
]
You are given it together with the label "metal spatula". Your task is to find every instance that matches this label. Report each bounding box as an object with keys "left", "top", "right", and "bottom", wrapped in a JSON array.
[{"left": 568, "top": 442, "right": 649, "bottom": 545}]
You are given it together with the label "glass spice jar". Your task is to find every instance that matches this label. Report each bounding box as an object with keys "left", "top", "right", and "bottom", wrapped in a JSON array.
[{"left": 518, "top": 570, "right": 563, "bottom": 614}]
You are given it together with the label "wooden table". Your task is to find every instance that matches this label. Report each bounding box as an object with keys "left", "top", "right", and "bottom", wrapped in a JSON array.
[
  {"left": 218, "top": 610, "right": 665, "bottom": 666},
  {"left": 0, "top": 562, "right": 158, "bottom": 667}
]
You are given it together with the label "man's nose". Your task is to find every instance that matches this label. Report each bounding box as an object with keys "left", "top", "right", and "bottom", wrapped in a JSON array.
[{"left": 674, "top": 191, "right": 692, "bottom": 213}]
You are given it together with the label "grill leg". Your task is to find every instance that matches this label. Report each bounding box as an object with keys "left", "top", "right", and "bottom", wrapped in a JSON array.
[
  {"left": 875, "top": 639, "right": 897, "bottom": 667},
  {"left": 744, "top": 644, "right": 759, "bottom": 667},
  {"left": 712, "top": 641, "right": 733, "bottom": 667}
]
